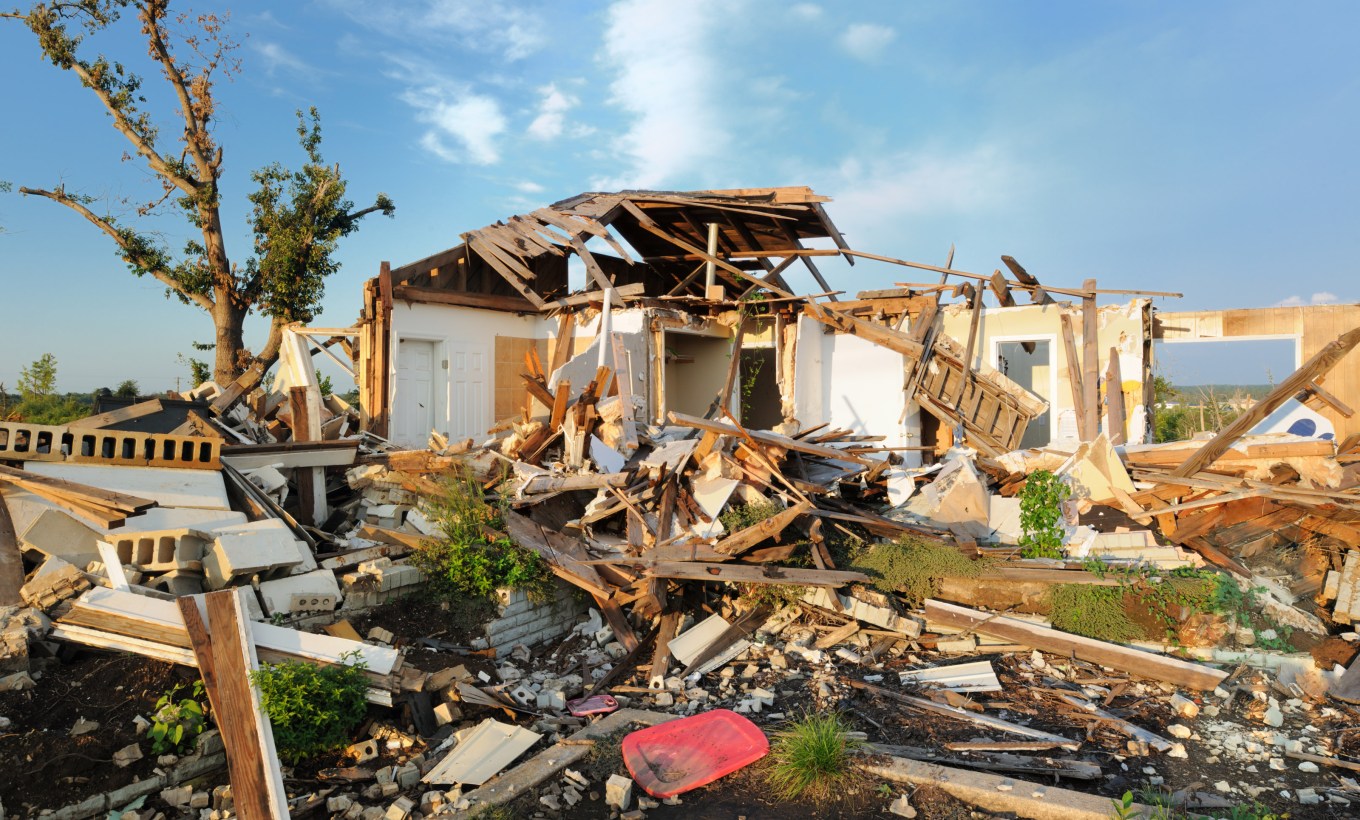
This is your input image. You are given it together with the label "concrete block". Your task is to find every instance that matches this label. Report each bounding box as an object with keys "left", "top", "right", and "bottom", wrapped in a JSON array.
[
  {"left": 202, "top": 519, "right": 303, "bottom": 588},
  {"left": 107, "top": 528, "right": 209, "bottom": 571},
  {"left": 19, "top": 508, "right": 104, "bottom": 569},
  {"left": 257, "top": 569, "right": 341, "bottom": 616},
  {"left": 605, "top": 774, "right": 633, "bottom": 810}
]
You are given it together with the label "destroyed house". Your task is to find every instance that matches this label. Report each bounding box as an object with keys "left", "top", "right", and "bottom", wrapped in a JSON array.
[{"left": 354, "top": 187, "right": 1161, "bottom": 460}]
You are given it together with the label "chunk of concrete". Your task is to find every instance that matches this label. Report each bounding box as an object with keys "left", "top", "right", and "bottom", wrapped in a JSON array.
[
  {"left": 202, "top": 519, "right": 304, "bottom": 588},
  {"left": 19, "top": 508, "right": 104, "bottom": 569},
  {"left": 257, "top": 569, "right": 341, "bottom": 616},
  {"left": 605, "top": 774, "right": 633, "bottom": 811}
]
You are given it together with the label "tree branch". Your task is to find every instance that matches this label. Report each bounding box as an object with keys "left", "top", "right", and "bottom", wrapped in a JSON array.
[
  {"left": 18, "top": 185, "right": 214, "bottom": 312},
  {"left": 140, "top": 0, "right": 212, "bottom": 179}
]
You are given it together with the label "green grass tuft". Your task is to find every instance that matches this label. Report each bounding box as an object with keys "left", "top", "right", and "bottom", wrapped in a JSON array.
[
  {"left": 765, "top": 712, "right": 865, "bottom": 801},
  {"left": 1049, "top": 584, "right": 1143, "bottom": 643}
]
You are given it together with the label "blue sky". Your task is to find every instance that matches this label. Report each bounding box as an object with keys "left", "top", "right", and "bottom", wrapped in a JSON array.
[{"left": 1, "top": 0, "right": 1355, "bottom": 392}]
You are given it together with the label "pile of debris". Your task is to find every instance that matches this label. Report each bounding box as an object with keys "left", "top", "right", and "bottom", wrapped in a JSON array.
[{"left": 5, "top": 187, "right": 1360, "bottom": 819}]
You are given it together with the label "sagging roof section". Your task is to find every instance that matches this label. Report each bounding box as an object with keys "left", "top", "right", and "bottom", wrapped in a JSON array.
[{"left": 387, "top": 187, "right": 849, "bottom": 310}]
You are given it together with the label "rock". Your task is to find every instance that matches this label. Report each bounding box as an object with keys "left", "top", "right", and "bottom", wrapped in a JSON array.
[
  {"left": 889, "top": 794, "right": 918, "bottom": 817},
  {"left": 327, "top": 796, "right": 353, "bottom": 813},
  {"left": 70, "top": 717, "right": 100, "bottom": 737},
  {"left": 605, "top": 773, "right": 634, "bottom": 810},
  {"left": 1298, "top": 788, "right": 1322, "bottom": 805},
  {"left": 113, "top": 743, "right": 143, "bottom": 767},
  {"left": 1167, "top": 724, "right": 1192, "bottom": 739},
  {"left": 1169, "top": 694, "right": 1200, "bottom": 719},
  {"left": 383, "top": 796, "right": 414, "bottom": 820},
  {"left": 161, "top": 786, "right": 193, "bottom": 807},
  {"left": 1299, "top": 761, "right": 1320, "bottom": 773},
  {"left": 1264, "top": 704, "right": 1284, "bottom": 728}
]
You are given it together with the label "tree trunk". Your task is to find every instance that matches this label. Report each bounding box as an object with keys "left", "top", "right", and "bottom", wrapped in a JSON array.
[{"left": 212, "top": 298, "right": 248, "bottom": 386}]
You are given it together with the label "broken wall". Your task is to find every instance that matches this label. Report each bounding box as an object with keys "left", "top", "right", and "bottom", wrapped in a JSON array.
[{"left": 939, "top": 300, "right": 1149, "bottom": 447}]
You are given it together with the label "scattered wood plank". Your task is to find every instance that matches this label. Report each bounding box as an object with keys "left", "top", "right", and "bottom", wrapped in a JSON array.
[
  {"left": 69, "top": 399, "right": 166, "bottom": 430},
  {"left": 849, "top": 680, "right": 1079, "bottom": 749}
]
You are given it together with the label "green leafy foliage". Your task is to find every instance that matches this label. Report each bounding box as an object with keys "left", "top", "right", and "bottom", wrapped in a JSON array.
[
  {"left": 8, "top": 354, "right": 90, "bottom": 424},
  {"left": 149, "top": 680, "right": 209, "bottom": 756},
  {"left": 1018, "top": 469, "right": 1070, "bottom": 559},
  {"left": 114, "top": 379, "right": 139, "bottom": 398},
  {"left": 720, "top": 500, "right": 784, "bottom": 532},
  {"left": 249, "top": 654, "right": 369, "bottom": 765},
  {"left": 765, "top": 712, "right": 864, "bottom": 801},
  {"left": 411, "top": 472, "right": 553, "bottom": 603},
  {"left": 18, "top": 353, "right": 57, "bottom": 398},
  {"left": 850, "top": 536, "right": 990, "bottom": 604}
]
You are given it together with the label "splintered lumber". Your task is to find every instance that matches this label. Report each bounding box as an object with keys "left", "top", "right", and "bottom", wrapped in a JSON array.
[
  {"left": 68, "top": 399, "right": 166, "bottom": 430},
  {"left": 503, "top": 510, "right": 612, "bottom": 598},
  {"left": 648, "top": 610, "right": 683, "bottom": 689},
  {"left": 1081, "top": 280, "right": 1100, "bottom": 442},
  {"left": 637, "top": 561, "right": 868, "bottom": 587},
  {"left": 591, "top": 593, "right": 640, "bottom": 652},
  {"left": 1170, "top": 326, "right": 1360, "bottom": 477},
  {"left": 1060, "top": 314, "right": 1087, "bottom": 441},
  {"left": 521, "top": 472, "right": 630, "bottom": 495},
  {"left": 860, "top": 755, "right": 1140, "bottom": 820},
  {"left": 923, "top": 600, "right": 1228, "bottom": 690},
  {"left": 1105, "top": 346, "right": 1126, "bottom": 445},
  {"left": 667, "top": 411, "right": 874, "bottom": 466},
  {"left": 178, "top": 593, "right": 288, "bottom": 819},
  {"left": 713, "top": 500, "right": 812, "bottom": 556},
  {"left": 1055, "top": 693, "right": 1172, "bottom": 752},
  {"left": 801, "top": 302, "right": 925, "bottom": 359},
  {"left": 849, "top": 680, "right": 1079, "bottom": 749}
]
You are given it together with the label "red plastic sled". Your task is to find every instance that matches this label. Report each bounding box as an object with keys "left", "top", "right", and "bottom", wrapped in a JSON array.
[{"left": 622, "top": 709, "right": 769, "bottom": 798}]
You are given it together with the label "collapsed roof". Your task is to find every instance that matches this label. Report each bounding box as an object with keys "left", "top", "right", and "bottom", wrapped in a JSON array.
[{"left": 386, "top": 187, "right": 851, "bottom": 309}]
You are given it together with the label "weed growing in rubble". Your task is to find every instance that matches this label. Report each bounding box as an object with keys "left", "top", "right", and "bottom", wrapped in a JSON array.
[
  {"left": 250, "top": 652, "right": 369, "bottom": 765},
  {"left": 766, "top": 712, "right": 865, "bottom": 801},
  {"left": 1018, "top": 469, "right": 1070, "bottom": 559},
  {"left": 850, "top": 536, "right": 991, "bottom": 605},
  {"left": 1049, "top": 584, "right": 1143, "bottom": 643},
  {"left": 148, "top": 680, "right": 209, "bottom": 755},
  {"left": 720, "top": 500, "right": 784, "bottom": 532},
  {"left": 412, "top": 472, "right": 553, "bottom": 603}
]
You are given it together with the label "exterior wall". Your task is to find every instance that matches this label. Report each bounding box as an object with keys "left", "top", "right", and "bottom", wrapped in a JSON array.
[
  {"left": 939, "top": 300, "right": 1150, "bottom": 447},
  {"left": 1156, "top": 304, "right": 1360, "bottom": 442},
  {"left": 484, "top": 580, "right": 587, "bottom": 654},
  {"left": 386, "top": 301, "right": 555, "bottom": 446}
]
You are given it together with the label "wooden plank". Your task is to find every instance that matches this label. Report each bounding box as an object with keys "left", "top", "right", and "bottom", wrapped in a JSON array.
[
  {"left": 549, "top": 313, "right": 575, "bottom": 377},
  {"left": 288, "top": 387, "right": 322, "bottom": 527},
  {"left": 1171, "top": 327, "right": 1360, "bottom": 477},
  {"left": 801, "top": 302, "right": 925, "bottom": 360},
  {"left": 1000, "top": 255, "right": 1055, "bottom": 305},
  {"left": 1105, "top": 346, "right": 1127, "bottom": 445},
  {"left": 667, "top": 411, "right": 875, "bottom": 466},
  {"left": 1081, "top": 279, "right": 1100, "bottom": 441},
  {"left": 183, "top": 593, "right": 288, "bottom": 819},
  {"left": 591, "top": 593, "right": 639, "bottom": 652},
  {"left": 988, "top": 270, "right": 1015, "bottom": 308},
  {"left": 639, "top": 561, "right": 868, "bottom": 587},
  {"left": 648, "top": 610, "right": 682, "bottom": 689},
  {"left": 713, "top": 500, "right": 812, "bottom": 556},
  {"left": 1060, "top": 315, "right": 1089, "bottom": 438},
  {"left": 923, "top": 600, "right": 1228, "bottom": 690},
  {"left": 1304, "top": 380, "right": 1354, "bottom": 418},
  {"left": 549, "top": 381, "right": 572, "bottom": 431},
  {"left": 609, "top": 333, "right": 640, "bottom": 451},
  {"left": 392, "top": 285, "right": 537, "bottom": 314},
  {"left": 849, "top": 681, "right": 1079, "bottom": 748},
  {"left": 69, "top": 399, "right": 166, "bottom": 430}
]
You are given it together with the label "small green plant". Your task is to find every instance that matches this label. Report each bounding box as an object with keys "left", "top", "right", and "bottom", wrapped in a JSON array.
[
  {"left": 250, "top": 653, "right": 369, "bottom": 764},
  {"left": 149, "top": 680, "right": 210, "bottom": 755},
  {"left": 1050, "top": 584, "right": 1143, "bottom": 643},
  {"left": 720, "top": 500, "right": 783, "bottom": 533},
  {"left": 850, "top": 536, "right": 991, "bottom": 604},
  {"left": 412, "top": 472, "right": 553, "bottom": 603},
  {"left": 766, "top": 712, "right": 864, "bottom": 801},
  {"left": 1019, "top": 469, "right": 1070, "bottom": 559}
]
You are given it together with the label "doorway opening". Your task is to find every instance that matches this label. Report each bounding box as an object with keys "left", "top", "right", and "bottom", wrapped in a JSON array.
[
  {"left": 662, "top": 332, "right": 734, "bottom": 418},
  {"left": 994, "top": 338, "right": 1054, "bottom": 449},
  {"left": 739, "top": 347, "right": 781, "bottom": 429}
]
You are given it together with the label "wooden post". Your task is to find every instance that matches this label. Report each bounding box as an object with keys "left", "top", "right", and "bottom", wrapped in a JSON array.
[
  {"left": 610, "top": 333, "right": 640, "bottom": 452},
  {"left": 1081, "top": 279, "right": 1100, "bottom": 441},
  {"left": 288, "top": 387, "right": 325, "bottom": 526},
  {"left": 0, "top": 492, "right": 22, "bottom": 606},
  {"left": 954, "top": 285, "right": 986, "bottom": 442},
  {"left": 1105, "top": 346, "right": 1127, "bottom": 445},
  {"left": 1060, "top": 314, "right": 1087, "bottom": 441}
]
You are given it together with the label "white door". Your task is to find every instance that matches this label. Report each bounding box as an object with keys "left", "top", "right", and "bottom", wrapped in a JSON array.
[
  {"left": 395, "top": 339, "right": 436, "bottom": 447},
  {"left": 448, "top": 342, "right": 489, "bottom": 441}
]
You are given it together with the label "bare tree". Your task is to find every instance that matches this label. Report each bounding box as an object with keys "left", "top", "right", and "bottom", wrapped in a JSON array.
[{"left": 2, "top": 1, "right": 393, "bottom": 383}]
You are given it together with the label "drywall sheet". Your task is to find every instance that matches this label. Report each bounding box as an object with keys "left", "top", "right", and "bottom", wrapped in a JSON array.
[{"left": 24, "top": 462, "right": 231, "bottom": 510}]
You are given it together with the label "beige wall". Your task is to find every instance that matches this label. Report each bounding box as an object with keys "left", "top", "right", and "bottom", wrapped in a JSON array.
[{"left": 940, "top": 299, "right": 1150, "bottom": 446}]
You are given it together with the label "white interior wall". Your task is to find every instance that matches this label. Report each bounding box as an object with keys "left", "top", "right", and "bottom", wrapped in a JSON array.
[{"left": 793, "top": 315, "right": 920, "bottom": 467}]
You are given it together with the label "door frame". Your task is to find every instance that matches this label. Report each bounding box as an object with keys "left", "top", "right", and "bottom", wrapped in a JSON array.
[
  {"left": 990, "top": 333, "right": 1059, "bottom": 446},
  {"left": 392, "top": 335, "right": 445, "bottom": 446}
]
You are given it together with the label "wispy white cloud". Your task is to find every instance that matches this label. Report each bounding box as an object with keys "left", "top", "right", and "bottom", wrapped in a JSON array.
[
  {"left": 1276, "top": 292, "right": 1339, "bottom": 307},
  {"left": 253, "top": 41, "right": 311, "bottom": 76},
  {"left": 397, "top": 71, "right": 508, "bottom": 164},
  {"left": 809, "top": 145, "right": 1023, "bottom": 245},
  {"left": 323, "top": 0, "right": 545, "bottom": 61},
  {"left": 791, "top": 3, "right": 822, "bottom": 20},
  {"left": 527, "top": 83, "right": 580, "bottom": 141},
  {"left": 595, "top": 0, "right": 729, "bottom": 189},
  {"left": 515, "top": 180, "right": 545, "bottom": 194},
  {"left": 838, "top": 22, "right": 897, "bottom": 61}
]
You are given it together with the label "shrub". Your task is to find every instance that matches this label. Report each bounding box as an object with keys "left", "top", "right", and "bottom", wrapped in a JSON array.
[
  {"left": 850, "top": 536, "right": 990, "bottom": 604},
  {"left": 411, "top": 472, "right": 553, "bottom": 603},
  {"left": 1019, "top": 469, "right": 1070, "bottom": 559},
  {"left": 149, "top": 680, "right": 210, "bottom": 755},
  {"left": 719, "top": 500, "right": 784, "bottom": 533},
  {"left": 250, "top": 654, "right": 369, "bottom": 764},
  {"left": 765, "top": 712, "right": 864, "bottom": 801}
]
